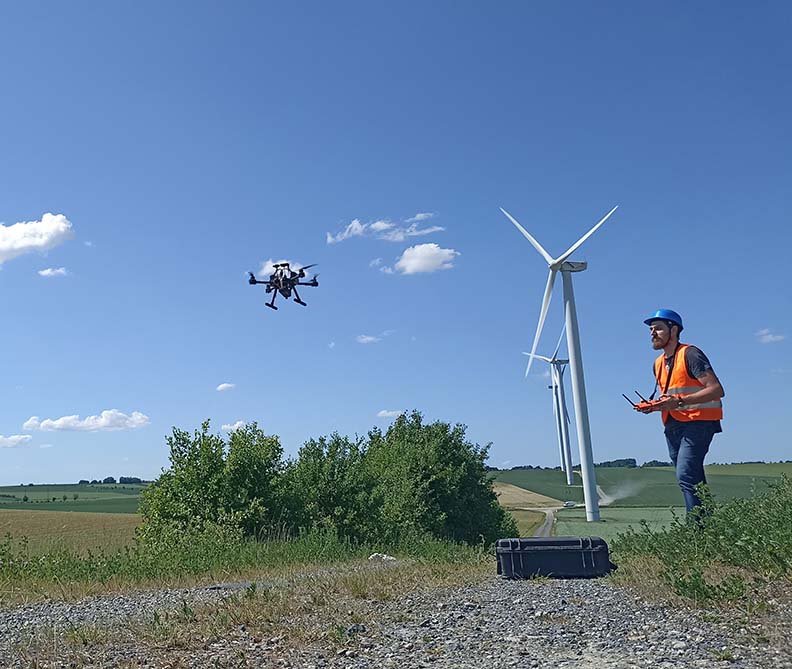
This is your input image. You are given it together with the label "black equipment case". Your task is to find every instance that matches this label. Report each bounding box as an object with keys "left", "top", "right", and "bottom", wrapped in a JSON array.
[{"left": 496, "top": 536, "right": 616, "bottom": 579}]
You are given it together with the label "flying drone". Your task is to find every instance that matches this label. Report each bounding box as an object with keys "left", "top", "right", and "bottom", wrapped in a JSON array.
[{"left": 247, "top": 262, "right": 319, "bottom": 310}]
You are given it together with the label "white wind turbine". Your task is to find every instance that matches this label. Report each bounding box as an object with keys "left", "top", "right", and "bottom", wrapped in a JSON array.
[
  {"left": 523, "top": 325, "right": 574, "bottom": 486},
  {"left": 502, "top": 204, "right": 618, "bottom": 521}
]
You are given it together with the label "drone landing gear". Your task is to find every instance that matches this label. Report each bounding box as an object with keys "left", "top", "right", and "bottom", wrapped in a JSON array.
[
  {"left": 293, "top": 288, "right": 307, "bottom": 306},
  {"left": 265, "top": 302, "right": 278, "bottom": 310},
  {"left": 266, "top": 292, "right": 278, "bottom": 310}
]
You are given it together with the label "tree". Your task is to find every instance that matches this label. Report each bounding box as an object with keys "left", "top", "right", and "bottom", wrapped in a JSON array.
[
  {"left": 364, "top": 411, "right": 517, "bottom": 545},
  {"left": 139, "top": 421, "right": 284, "bottom": 538},
  {"left": 280, "top": 433, "right": 375, "bottom": 541},
  {"left": 103, "top": 476, "right": 116, "bottom": 484}
]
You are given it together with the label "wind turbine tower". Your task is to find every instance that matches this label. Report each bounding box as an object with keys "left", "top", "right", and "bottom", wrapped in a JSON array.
[
  {"left": 502, "top": 205, "right": 619, "bottom": 522},
  {"left": 523, "top": 326, "right": 574, "bottom": 486}
]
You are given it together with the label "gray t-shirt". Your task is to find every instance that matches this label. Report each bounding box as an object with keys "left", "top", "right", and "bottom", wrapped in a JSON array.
[{"left": 660, "top": 345, "right": 722, "bottom": 433}]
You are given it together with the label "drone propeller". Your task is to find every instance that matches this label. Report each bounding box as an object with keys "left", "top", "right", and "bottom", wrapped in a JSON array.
[
  {"left": 247, "top": 271, "right": 257, "bottom": 284},
  {"left": 300, "top": 263, "right": 318, "bottom": 270}
]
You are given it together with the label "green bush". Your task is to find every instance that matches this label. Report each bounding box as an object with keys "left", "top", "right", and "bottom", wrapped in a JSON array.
[
  {"left": 612, "top": 475, "right": 792, "bottom": 603},
  {"left": 139, "top": 421, "right": 283, "bottom": 539},
  {"left": 364, "top": 411, "right": 517, "bottom": 545},
  {"left": 280, "top": 433, "right": 378, "bottom": 541},
  {"left": 138, "top": 413, "right": 515, "bottom": 549}
]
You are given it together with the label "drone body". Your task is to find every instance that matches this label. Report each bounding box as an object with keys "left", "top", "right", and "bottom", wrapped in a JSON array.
[{"left": 248, "top": 262, "right": 319, "bottom": 310}]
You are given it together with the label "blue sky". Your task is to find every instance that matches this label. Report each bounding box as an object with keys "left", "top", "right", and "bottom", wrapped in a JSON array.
[{"left": 1, "top": 2, "right": 790, "bottom": 485}]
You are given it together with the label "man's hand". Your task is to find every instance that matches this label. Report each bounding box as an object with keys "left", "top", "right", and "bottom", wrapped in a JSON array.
[{"left": 635, "top": 395, "right": 677, "bottom": 414}]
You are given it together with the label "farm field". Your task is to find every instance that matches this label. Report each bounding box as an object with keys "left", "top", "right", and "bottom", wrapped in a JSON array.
[
  {"left": 0, "top": 509, "right": 141, "bottom": 554},
  {"left": 492, "top": 482, "right": 561, "bottom": 508},
  {"left": 494, "top": 463, "right": 787, "bottom": 507},
  {"left": 0, "top": 483, "right": 143, "bottom": 514},
  {"left": 492, "top": 483, "right": 553, "bottom": 536},
  {"left": 553, "top": 506, "right": 683, "bottom": 543}
]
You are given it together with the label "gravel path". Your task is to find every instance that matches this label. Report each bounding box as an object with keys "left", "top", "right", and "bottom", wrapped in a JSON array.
[{"left": 1, "top": 574, "right": 787, "bottom": 668}]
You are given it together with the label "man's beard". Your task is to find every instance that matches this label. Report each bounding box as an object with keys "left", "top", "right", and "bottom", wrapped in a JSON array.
[{"left": 651, "top": 336, "right": 667, "bottom": 350}]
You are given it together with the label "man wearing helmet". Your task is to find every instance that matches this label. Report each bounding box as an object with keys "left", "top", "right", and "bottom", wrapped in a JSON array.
[{"left": 639, "top": 309, "right": 725, "bottom": 515}]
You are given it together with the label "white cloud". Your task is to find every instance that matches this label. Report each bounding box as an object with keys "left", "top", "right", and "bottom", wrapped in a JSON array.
[
  {"left": 377, "top": 410, "right": 402, "bottom": 418},
  {"left": 326, "top": 219, "right": 367, "bottom": 244},
  {"left": 0, "top": 434, "right": 32, "bottom": 448},
  {"left": 369, "top": 258, "right": 383, "bottom": 267},
  {"left": 328, "top": 341, "right": 336, "bottom": 349},
  {"left": 84, "top": 241, "right": 93, "bottom": 247},
  {"left": 0, "top": 213, "right": 74, "bottom": 265},
  {"left": 356, "top": 329, "right": 394, "bottom": 345},
  {"left": 257, "top": 259, "right": 308, "bottom": 276},
  {"left": 216, "top": 383, "right": 235, "bottom": 392},
  {"left": 39, "top": 443, "right": 54, "bottom": 449},
  {"left": 327, "top": 216, "right": 444, "bottom": 244},
  {"left": 23, "top": 410, "right": 150, "bottom": 432},
  {"left": 393, "top": 243, "right": 459, "bottom": 274},
  {"left": 755, "top": 328, "right": 785, "bottom": 344},
  {"left": 222, "top": 421, "right": 247, "bottom": 432},
  {"left": 38, "top": 267, "right": 68, "bottom": 277},
  {"left": 377, "top": 223, "right": 445, "bottom": 243}
]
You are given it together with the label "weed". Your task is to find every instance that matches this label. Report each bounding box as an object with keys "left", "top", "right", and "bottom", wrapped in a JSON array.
[{"left": 612, "top": 475, "right": 792, "bottom": 606}]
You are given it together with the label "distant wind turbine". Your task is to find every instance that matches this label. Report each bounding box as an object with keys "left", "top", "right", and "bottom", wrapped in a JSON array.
[
  {"left": 523, "top": 325, "right": 574, "bottom": 486},
  {"left": 503, "top": 204, "right": 619, "bottom": 521}
]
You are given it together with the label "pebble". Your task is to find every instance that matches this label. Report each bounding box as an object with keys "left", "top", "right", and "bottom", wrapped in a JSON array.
[{"left": 0, "top": 576, "right": 788, "bottom": 668}]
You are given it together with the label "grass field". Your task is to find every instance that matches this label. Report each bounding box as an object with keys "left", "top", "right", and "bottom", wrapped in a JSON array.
[
  {"left": 0, "top": 509, "right": 141, "bottom": 554},
  {"left": 553, "top": 506, "right": 683, "bottom": 543},
  {"left": 0, "top": 483, "right": 143, "bottom": 514},
  {"left": 494, "top": 464, "right": 787, "bottom": 507}
]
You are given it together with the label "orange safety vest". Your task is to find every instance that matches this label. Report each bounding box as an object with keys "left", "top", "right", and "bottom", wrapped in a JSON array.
[{"left": 653, "top": 344, "right": 723, "bottom": 424}]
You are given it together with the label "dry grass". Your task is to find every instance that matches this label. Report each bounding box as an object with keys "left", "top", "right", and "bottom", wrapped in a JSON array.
[
  {"left": 15, "top": 559, "right": 493, "bottom": 666},
  {"left": 0, "top": 509, "right": 140, "bottom": 555},
  {"left": 493, "top": 482, "right": 562, "bottom": 508},
  {"left": 507, "top": 509, "right": 546, "bottom": 536}
]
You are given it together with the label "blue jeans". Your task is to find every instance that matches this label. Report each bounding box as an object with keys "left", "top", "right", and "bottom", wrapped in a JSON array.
[{"left": 664, "top": 420, "right": 717, "bottom": 514}]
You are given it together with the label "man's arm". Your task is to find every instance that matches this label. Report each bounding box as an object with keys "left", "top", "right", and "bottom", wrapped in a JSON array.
[
  {"left": 640, "top": 347, "right": 724, "bottom": 413},
  {"left": 679, "top": 369, "right": 725, "bottom": 405}
]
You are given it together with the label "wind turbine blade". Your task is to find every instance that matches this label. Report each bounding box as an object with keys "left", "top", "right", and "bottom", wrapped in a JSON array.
[
  {"left": 524, "top": 353, "right": 552, "bottom": 377},
  {"left": 500, "top": 208, "right": 554, "bottom": 265},
  {"left": 558, "top": 371, "right": 572, "bottom": 424},
  {"left": 521, "top": 353, "right": 553, "bottom": 362},
  {"left": 557, "top": 205, "right": 619, "bottom": 263},
  {"left": 552, "top": 322, "right": 567, "bottom": 360},
  {"left": 524, "top": 270, "right": 557, "bottom": 377}
]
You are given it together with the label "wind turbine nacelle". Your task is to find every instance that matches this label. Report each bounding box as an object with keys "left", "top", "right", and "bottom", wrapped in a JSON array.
[{"left": 559, "top": 261, "right": 588, "bottom": 273}]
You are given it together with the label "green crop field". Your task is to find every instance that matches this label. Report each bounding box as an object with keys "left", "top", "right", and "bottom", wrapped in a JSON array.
[
  {"left": 553, "top": 506, "right": 682, "bottom": 543},
  {"left": 494, "top": 463, "right": 787, "bottom": 507},
  {"left": 0, "top": 483, "right": 143, "bottom": 514}
]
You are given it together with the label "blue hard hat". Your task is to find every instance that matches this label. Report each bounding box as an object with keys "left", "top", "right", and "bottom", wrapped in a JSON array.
[{"left": 644, "top": 309, "right": 683, "bottom": 331}]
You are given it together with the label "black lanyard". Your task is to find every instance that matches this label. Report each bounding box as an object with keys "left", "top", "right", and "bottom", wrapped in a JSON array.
[{"left": 650, "top": 343, "right": 681, "bottom": 400}]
